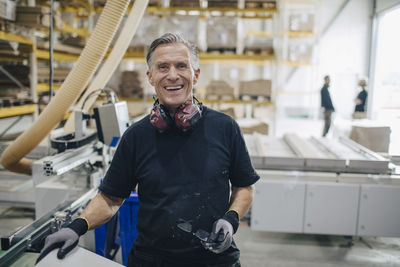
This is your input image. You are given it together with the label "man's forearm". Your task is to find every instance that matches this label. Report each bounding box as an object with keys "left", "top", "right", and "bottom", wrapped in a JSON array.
[
  {"left": 80, "top": 192, "right": 124, "bottom": 229},
  {"left": 229, "top": 185, "right": 254, "bottom": 219}
]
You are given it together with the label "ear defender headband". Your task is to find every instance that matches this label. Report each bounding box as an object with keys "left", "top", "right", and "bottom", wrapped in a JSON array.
[{"left": 150, "top": 97, "right": 203, "bottom": 133}]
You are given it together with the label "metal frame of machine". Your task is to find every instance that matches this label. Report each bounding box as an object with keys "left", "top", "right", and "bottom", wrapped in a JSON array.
[
  {"left": 246, "top": 134, "right": 400, "bottom": 237},
  {"left": 0, "top": 188, "right": 97, "bottom": 266}
]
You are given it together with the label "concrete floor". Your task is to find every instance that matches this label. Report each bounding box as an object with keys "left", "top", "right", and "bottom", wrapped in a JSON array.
[
  {"left": 1, "top": 207, "right": 400, "bottom": 267},
  {"left": 236, "top": 225, "right": 400, "bottom": 267}
]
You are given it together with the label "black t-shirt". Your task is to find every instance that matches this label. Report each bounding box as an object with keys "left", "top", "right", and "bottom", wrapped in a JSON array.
[
  {"left": 99, "top": 106, "right": 260, "bottom": 264},
  {"left": 355, "top": 89, "right": 367, "bottom": 112}
]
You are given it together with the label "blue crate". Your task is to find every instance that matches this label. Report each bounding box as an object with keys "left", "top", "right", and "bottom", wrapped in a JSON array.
[
  {"left": 119, "top": 192, "right": 139, "bottom": 265},
  {"left": 95, "top": 192, "right": 139, "bottom": 265}
]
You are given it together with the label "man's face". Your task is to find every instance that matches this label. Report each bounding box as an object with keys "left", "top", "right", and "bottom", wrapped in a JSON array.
[
  {"left": 324, "top": 77, "right": 330, "bottom": 85},
  {"left": 147, "top": 43, "right": 200, "bottom": 112}
]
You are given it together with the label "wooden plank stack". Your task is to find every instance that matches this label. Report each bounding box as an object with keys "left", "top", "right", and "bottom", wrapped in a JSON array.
[
  {"left": 0, "top": 0, "right": 16, "bottom": 21},
  {"left": 208, "top": 0, "right": 238, "bottom": 8},
  {"left": 15, "top": 6, "right": 62, "bottom": 29},
  {"left": 239, "top": 79, "right": 271, "bottom": 100},
  {"left": 37, "top": 67, "right": 71, "bottom": 84},
  {"left": 0, "top": 64, "right": 30, "bottom": 89},
  {"left": 205, "top": 80, "right": 235, "bottom": 100},
  {"left": 245, "top": 0, "right": 276, "bottom": 9},
  {"left": 118, "top": 71, "right": 143, "bottom": 98},
  {"left": 170, "top": 0, "right": 200, "bottom": 7},
  {"left": 0, "top": 97, "right": 33, "bottom": 108}
]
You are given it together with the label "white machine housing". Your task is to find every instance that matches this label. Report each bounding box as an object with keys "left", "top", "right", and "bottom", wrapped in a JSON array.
[{"left": 94, "top": 101, "right": 130, "bottom": 147}]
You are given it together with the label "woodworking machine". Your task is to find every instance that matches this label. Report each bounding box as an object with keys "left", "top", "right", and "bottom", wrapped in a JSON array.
[{"left": 246, "top": 133, "right": 400, "bottom": 237}]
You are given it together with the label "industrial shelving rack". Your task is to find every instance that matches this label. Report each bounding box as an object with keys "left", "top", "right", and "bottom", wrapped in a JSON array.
[
  {"left": 275, "top": 0, "right": 319, "bottom": 119},
  {"left": 0, "top": 0, "right": 280, "bottom": 124}
]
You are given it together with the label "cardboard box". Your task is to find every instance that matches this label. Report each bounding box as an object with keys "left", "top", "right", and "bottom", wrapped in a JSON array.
[
  {"left": 239, "top": 79, "right": 272, "bottom": 98},
  {"left": 207, "top": 17, "right": 237, "bottom": 50},
  {"left": 205, "top": 80, "right": 235, "bottom": 99},
  {"left": 349, "top": 125, "right": 391, "bottom": 153},
  {"left": 245, "top": 0, "right": 276, "bottom": 9},
  {"left": 241, "top": 122, "right": 269, "bottom": 135},
  {"left": 16, "top": 5, "right": 62, "bottom": 29},
  {"left": 130, "top": 14, "right": 162, "bottom": 47},
  {"left": 119, "top": 71, "right": 143, "bottom": 98},
  {"left": 164, "top": 15, "right": 199, "bottom": 45},
  {"left": 170, "top": 0, "right": 200, "bottom": 7},
  {"left": 244, "top": 36, "right": 274, "bottom": 55},
  {"left": 208, "top": 0, "right": 238, "bottom": 8},
  {"left": 289, "top": 13, "right": 314, "bottom": 32},
  {"left": 288, "top": 43, "right": 312, "bottom": 63},
  {"left": 0, "top": 0, "right": 16, "bottom": 21}
]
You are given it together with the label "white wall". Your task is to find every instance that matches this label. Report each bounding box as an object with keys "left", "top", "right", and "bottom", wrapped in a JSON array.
[
  {"left": 318, "top": 0, "right": 372, "bottom": 119},
  {"left": 283, "top": 0, "right": 373, "bottom": 120},
  {"left": 376, "top": 0, "right": 400, "bottom": 13}
]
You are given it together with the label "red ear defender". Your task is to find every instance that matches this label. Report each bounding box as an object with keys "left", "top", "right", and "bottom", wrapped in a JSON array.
[
  {"left": 150, "top": 97, "right": 203, "bottom": 133},
  {"left": 150, "top": 101, "right": 174, "bottom": 132},
  {"left": 175, "top": 102, "right": 203, "bottom": 132}
]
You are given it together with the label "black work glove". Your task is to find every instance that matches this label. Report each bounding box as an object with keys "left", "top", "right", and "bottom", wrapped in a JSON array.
[
  {"left": 35, "top": 217, "right": 89, "bottom": 264},
  {"left": 202, "top": 210, "right": 239, "bottom": 254}
]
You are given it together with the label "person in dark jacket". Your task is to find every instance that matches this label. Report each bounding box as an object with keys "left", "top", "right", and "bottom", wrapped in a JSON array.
[
  {"left": 320, "top": 75, "right": 335, "bottom": 137},
  {"left": 354, "top": 78, "right": 368, "bottom": 117}
]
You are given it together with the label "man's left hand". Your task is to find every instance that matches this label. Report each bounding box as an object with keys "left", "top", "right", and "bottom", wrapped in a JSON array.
[{"left": 202, "top": 210, "right": 239, "bottom": 254}]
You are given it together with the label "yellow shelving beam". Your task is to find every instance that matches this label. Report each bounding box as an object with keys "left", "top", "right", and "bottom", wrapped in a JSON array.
[
  {"left": 35, "top": 49, "right": 79, "bottom": 61},
  {"left": 0, "top": 104, "right": 37, "bottom": 118},
  {"left": 280, "top": 60, "right": 312, "bottom": 67},
  {"left": 0, "top": 31, "right": 33, "bottom": 46},
  {"left": 283, "top": 31, "right": 315, "bottom": 38},
  {"left": 246, "top": 31, "right": 274, "bottom": 38},
  {"left": 37, "top": 83, "right": 62, "bottom": 93},
  {"left": 60, "top": 23, "right": 90, "bottom": 37},
  {"left": 59, "top": 7, "right": 89, "bottom": 14}
]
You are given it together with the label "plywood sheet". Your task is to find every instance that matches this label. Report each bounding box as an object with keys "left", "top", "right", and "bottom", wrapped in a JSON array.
[{"left": 36, "top": 247, "right": 123, "bottom": 267}]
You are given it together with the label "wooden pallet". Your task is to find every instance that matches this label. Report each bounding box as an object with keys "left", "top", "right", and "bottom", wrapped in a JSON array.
[
  {"left": 170, "top": 0, "right": 200, "bottom": 7},
  {"left": 206, "top": 47, "right": 237, "bottom": 53},
  {"left": 127, "top": 46, "right": 146, "bottom": 53},
  {"left": 37, "top": 67, "right": 70, "bottom": 84},
  {"left": 245, "top": 0, "right": 276, "bottom": 9},
  {"left": 243, "top": 47, "right": 274, "bottom": 55},
  {"left": 0, "top": 97, "right": 33, "bottom": 108},
  {"left": 205, "top": 94, "right": 235, "bottom": 101},
  {"left": 148, "top": 0, "right": 162, "bottom": 7},
  {"left": 208, "top": 0, "right": 238, "bottom": 8},
  {"left": 239, "top": 95, "right": 271, "bottom": 102}
]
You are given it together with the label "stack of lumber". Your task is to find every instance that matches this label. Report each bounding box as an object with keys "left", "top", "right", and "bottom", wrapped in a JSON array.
[
  {"left": 170, "top": 0, "right": 200, "bottom": 7},
  {"left": 119, "top": 71, "right": 143, "bottom": 98},
  {"left": 205, "top": 80, "right": 235, "bottom": 100},
  {"left": 15, "top": 6, "right": 62, "bottom": 29},
  {"left": 245, "top": 0, "right": 276, "bottom": 9},
  {"left": 239, "top": 79, "right": 271, "bottom": 99},
  {"left": 208, "top": 0, "right": 238, "bottom": 8}
]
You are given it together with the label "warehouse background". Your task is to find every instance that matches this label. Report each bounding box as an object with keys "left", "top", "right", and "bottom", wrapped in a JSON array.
[{"left": 0, "top": 0, "right": 400, "bottom": 266}]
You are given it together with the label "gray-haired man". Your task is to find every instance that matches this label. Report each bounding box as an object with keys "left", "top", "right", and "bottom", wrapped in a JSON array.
[{"left": 37, "top": 33, "right": 259, "bottom": 267}]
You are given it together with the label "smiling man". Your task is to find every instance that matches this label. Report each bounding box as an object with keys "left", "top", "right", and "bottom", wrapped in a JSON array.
[{"left": 37, "top": 33, "right": 259, "bottom": 267}]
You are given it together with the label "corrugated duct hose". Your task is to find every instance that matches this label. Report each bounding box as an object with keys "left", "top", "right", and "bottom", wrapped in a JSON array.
[
  {"left": 64, "top": 0, "right": 149, "bottom": 132},
  {"left": 1, "top": 0, "right": 132, "bottom": 174}
]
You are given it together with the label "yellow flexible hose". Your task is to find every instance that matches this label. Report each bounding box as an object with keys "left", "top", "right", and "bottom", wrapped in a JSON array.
[
  {"left": 64, "top": 0, "right": 149, "bottom": 132},
  {"left": 0, "top": 0, "right": 131, "bottom": 174}
]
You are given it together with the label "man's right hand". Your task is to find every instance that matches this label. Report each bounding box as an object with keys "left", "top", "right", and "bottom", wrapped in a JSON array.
[
  {"left": 35, "top": 217, "right": 89, "bottom": 264},
  {"left": 36, "top": 228, "right": 79, "bottom": 263}
]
